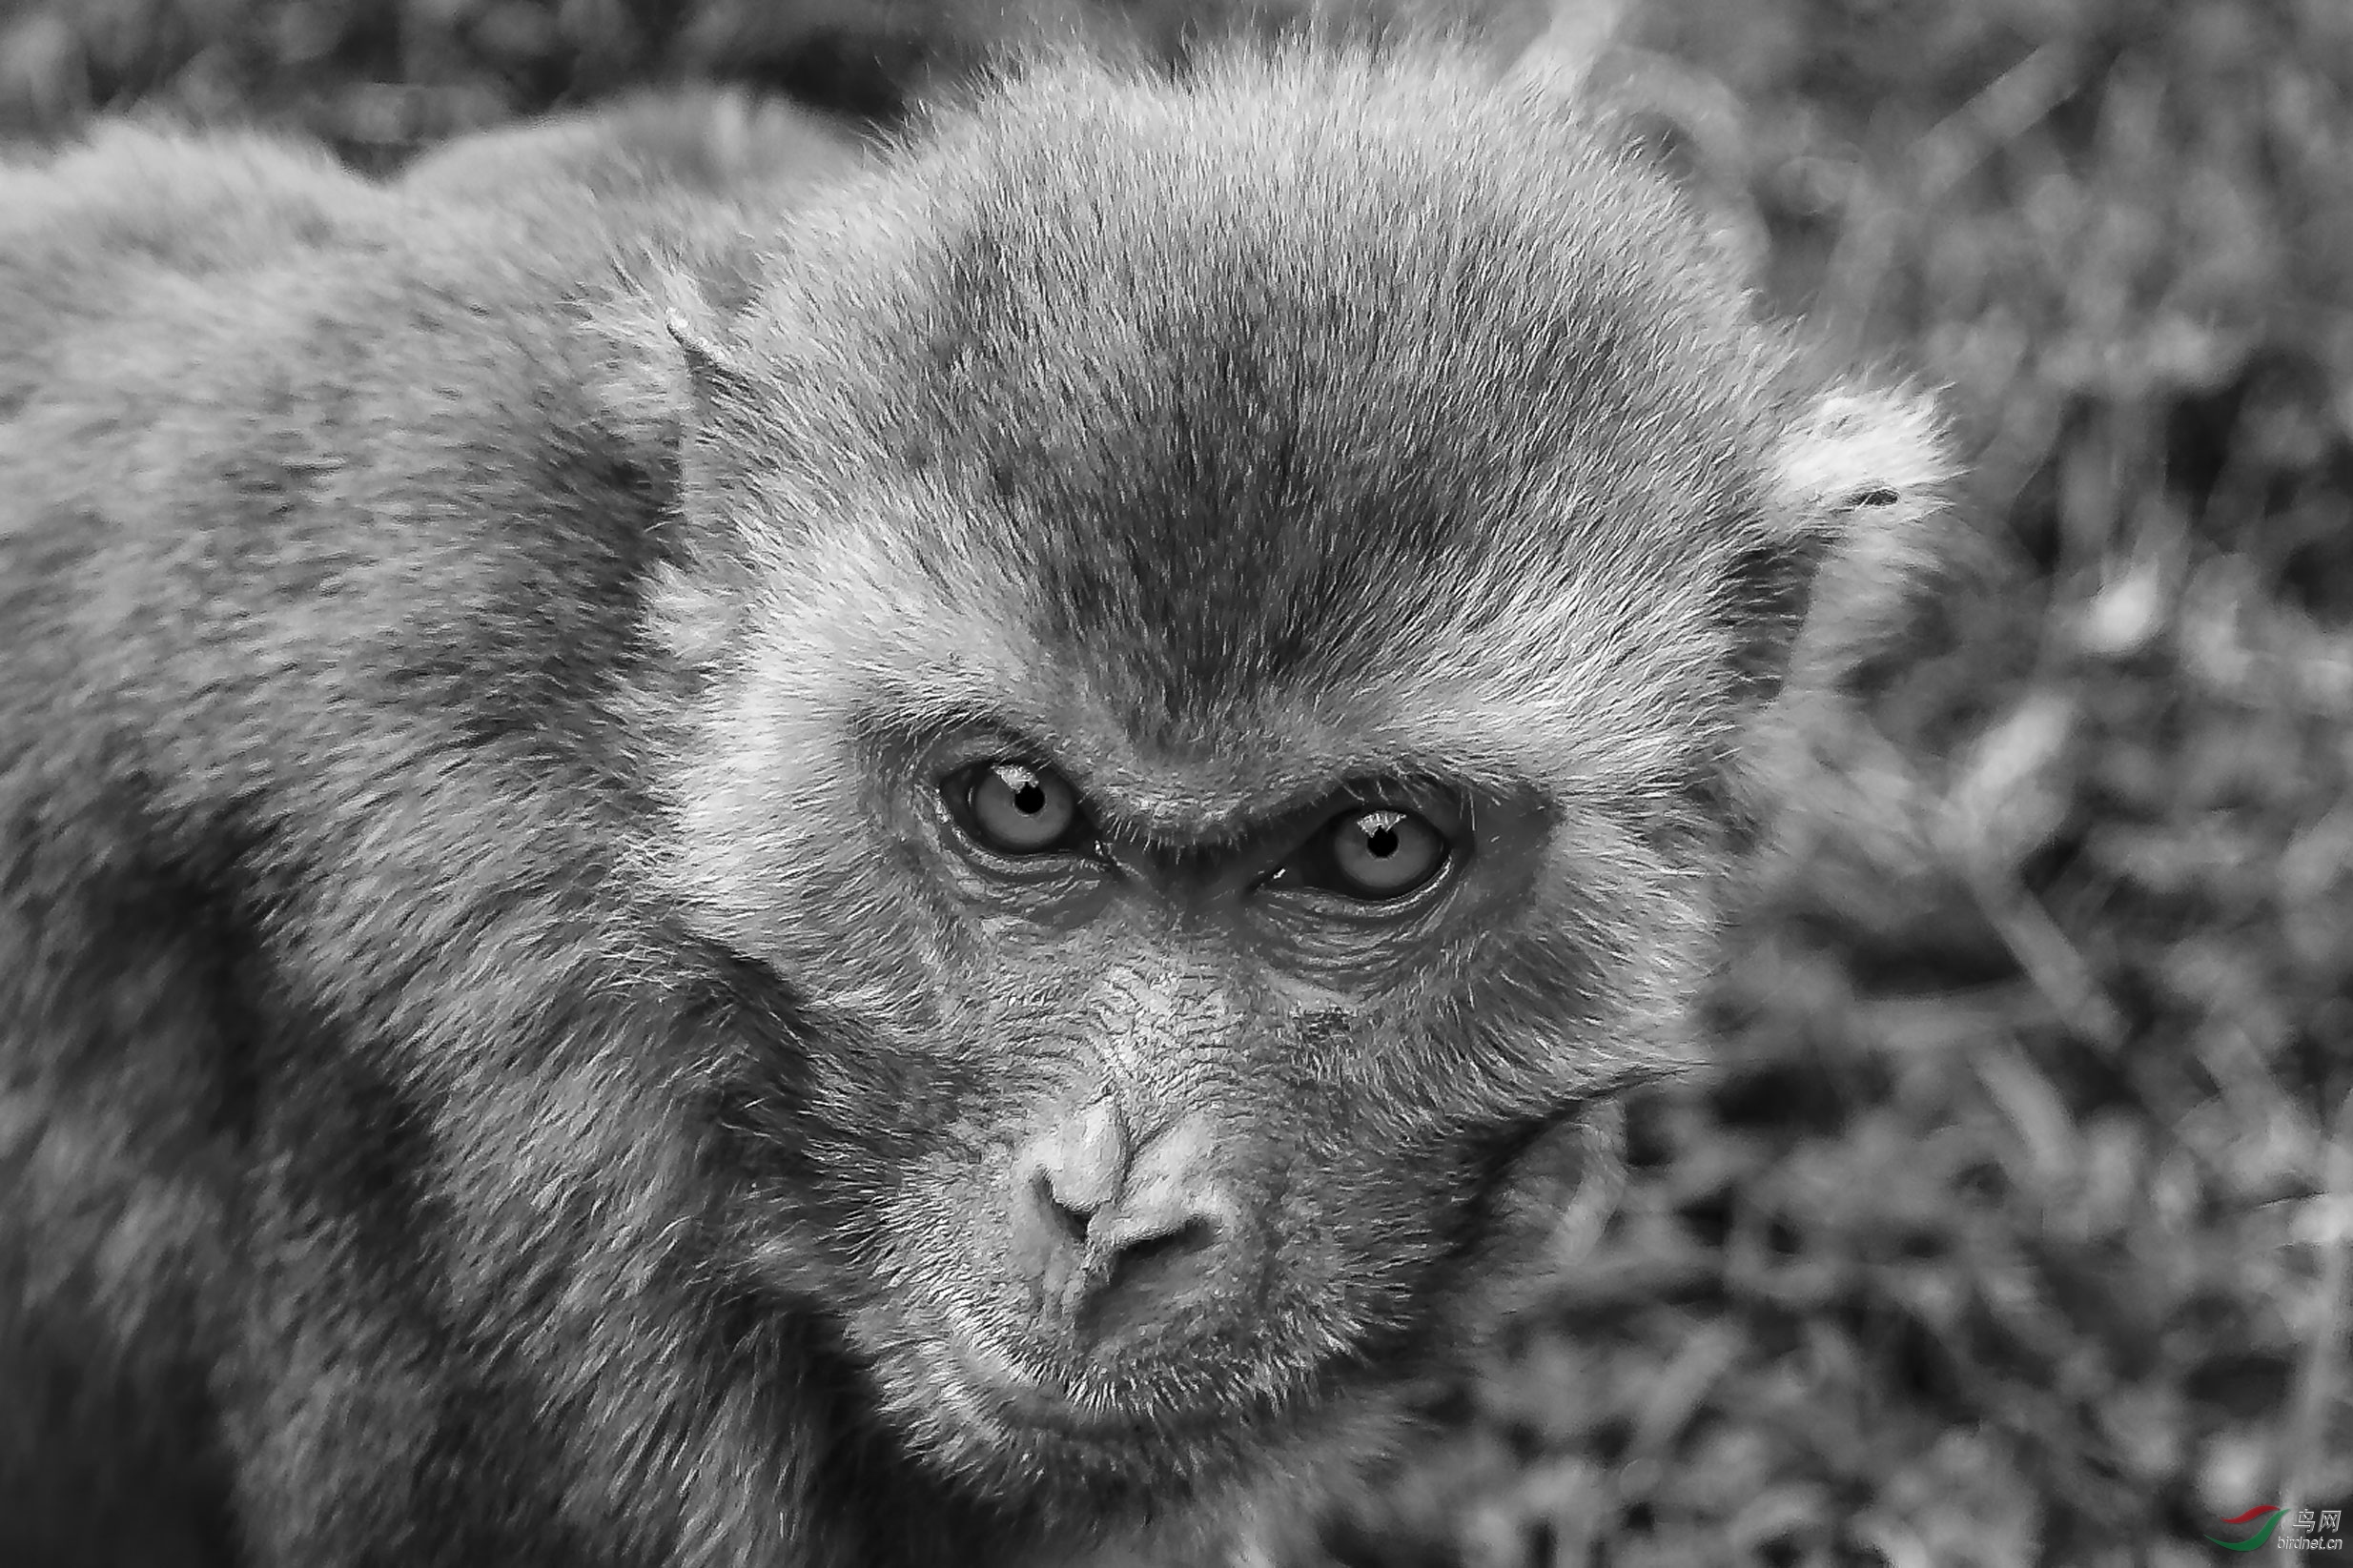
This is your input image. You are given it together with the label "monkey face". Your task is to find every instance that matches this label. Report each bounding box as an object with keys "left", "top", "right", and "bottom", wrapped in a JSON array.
[
  {"left": 643, "top": 47, "right": 1947, "bottom": 1534},
  {"left": 689, "top": 697, "right": 1673, "bottom": 1510},
  {"left": 661, "top": 476, "right": 1729, "bottom": 1517}
]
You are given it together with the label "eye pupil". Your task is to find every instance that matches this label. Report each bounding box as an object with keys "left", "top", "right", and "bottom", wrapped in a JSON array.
[
  {"left": 1365, "top": 825, "right": 1399, "bottom": 858},
  {"left": 956, "top": 761, "right": 1083, "bottom": 855}
]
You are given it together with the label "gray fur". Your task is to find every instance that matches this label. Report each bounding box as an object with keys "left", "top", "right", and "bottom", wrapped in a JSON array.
[{"left": 0, "top": 44, "right": 1948, "bottom": 1568}]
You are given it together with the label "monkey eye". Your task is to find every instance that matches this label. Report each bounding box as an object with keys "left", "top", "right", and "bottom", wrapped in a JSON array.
[
  {"left": 956, "top": 761, "right": 1087, "bottom": 855},
  {"left": 1317, "top": 807, "right": 1449, "bottom": 900}
]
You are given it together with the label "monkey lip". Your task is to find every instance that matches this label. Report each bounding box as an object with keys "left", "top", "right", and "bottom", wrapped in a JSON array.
[
  {"left": 976, "top": 1380, "right": 1150, "bottom": 1437},
  {"left": 944, "top": 1334, "right": 1221, "bottom": 1439},
  {"left": 946, "top": 1341, "right": 1129, "bottom": 1434}
]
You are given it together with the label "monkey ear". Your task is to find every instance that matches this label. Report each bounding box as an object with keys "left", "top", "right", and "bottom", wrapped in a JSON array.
[
  {"left": 665, "top": 309, "right": 728, "bottom": 382},
  {"left": 574, "top": 249, "right": 779, "bottom": 447},
  {"left": 1740, "top": 382, "right": 1956, "bottom": 697},
  {"left": 655, "top": 300, "right": 797, "bottom": 539},
  {"left": 572, "top": 270, "right": 790, "bottom": 525},
  {"left": 662, "top": 308, "right": 773, "bottom": 417},
  {"left": 569, "top": 280, "right": 694, "bottom": 458},
  {"left": 589, "top": 292, "right": 781, "bottom": 675}
]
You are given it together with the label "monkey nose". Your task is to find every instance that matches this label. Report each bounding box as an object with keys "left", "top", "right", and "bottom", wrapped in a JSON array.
[{"left": 1010, "top": 1104, "right": 1233, "bottom": 1341}]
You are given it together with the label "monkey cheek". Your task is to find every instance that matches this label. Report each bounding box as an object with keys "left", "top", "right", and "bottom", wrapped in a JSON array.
[{"left": 1439, "top": 1100, "right": 1629, "bottom": 1336}]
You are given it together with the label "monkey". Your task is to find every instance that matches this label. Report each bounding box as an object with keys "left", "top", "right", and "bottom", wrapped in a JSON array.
[
  {"left": 0, "top": 34, "right": 1953, "bottom": 1568},
  {"left": 396, "top": 90, "right": 870, "bottom": 204}
]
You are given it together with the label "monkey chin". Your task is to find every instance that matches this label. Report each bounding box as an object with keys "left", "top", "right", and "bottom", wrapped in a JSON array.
[{"left": 851, "top": 1292, "right": 1410, "bottom": 1535}]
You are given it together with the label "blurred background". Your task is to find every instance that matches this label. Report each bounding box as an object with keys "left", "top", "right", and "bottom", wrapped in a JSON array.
[{"left": 3, "top": 0, "right": 2346, "bottom": 1562}]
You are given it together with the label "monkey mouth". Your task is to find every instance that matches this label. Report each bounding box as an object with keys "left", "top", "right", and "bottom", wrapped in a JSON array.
[
  {"left": 933, "top": 1324, "right": 1277, "bottom": 1444},
  {"left": 972, "top": 1379, "right": 1159, "bottom": 1438},
  {"left": 944, "top": 1339, "right": 1165, "bottom": 1436}
]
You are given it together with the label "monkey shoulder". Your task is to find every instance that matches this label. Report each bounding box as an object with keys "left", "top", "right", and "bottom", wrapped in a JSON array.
[
  {"left": 0, "top": 119, "right": 761, "bottom": 703},
  {"left": 399, "top": 89, "right": 867, "bottom": 206},
  {"left": 0, "top": 118, "right": 744, "bottom": 1091},
  {"left": 0, "top": 115, "right": 753, "bottom": 1560},
  {"left": 0, "top": 128, "right": 381, "bottom": 415}
]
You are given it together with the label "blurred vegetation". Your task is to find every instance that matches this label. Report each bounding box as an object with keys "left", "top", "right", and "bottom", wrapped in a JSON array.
[{"left": 4, "top": 0, "right": 2347, "bottom": 1564}]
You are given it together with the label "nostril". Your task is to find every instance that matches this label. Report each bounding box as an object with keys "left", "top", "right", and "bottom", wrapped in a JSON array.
[
  {"left": 1030, "top": 1171, "right": 1090, "bottom": 1249},
  {"left": 1098, "top": 1217, "right": 1216, "bottom": 1297}
]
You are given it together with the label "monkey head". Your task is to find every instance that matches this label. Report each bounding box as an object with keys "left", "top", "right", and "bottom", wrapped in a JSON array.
[{"left": 630, "top": 48, "right": 1949, "bottom": 1537}]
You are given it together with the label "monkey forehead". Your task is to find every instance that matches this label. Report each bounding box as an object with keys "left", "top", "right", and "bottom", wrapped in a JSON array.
[
  {"left": 756, "top": 501, "right": 1735, "bottom": 825},
  {"left": 730, "top": 50, "right": 1801, "bottom": 791}
]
